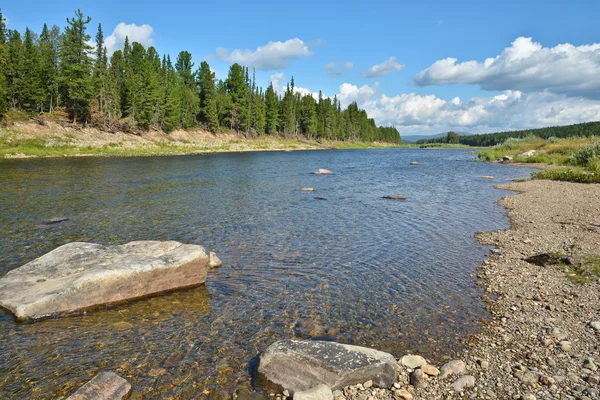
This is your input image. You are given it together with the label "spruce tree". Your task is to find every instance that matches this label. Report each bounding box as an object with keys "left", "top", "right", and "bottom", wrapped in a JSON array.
[
  {"left": 93, "top": 23, "right": 107, "bottom": 114},
  {"left": 22, "top": 28, "right": 43, "bottom": 111},
  {"left": 264, "top": 82, "right": 279, "bottom": 134},
  {"left": 39, "top": 24, "right": 60, "bottom": 112},
  {"left": 197, "top": 61, "right": 219, "bottom": 132},
  {"left": 59, "top": 9, "right": 93, "bottom": 125}
]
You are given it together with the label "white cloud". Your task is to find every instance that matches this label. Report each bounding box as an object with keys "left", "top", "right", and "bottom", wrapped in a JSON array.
[
  {"left": 212, "top": 38, "right": 316, "bottom": 70},
  {"left": 270, "top": 72, "right": 321, "bottom": 100},
  {"left": 105, "top": 22, "right": 155, "bottom": 56},
  {"left": 342, "top": 61, "right": 354, "bottom": 70},
  {"left": 324, "top": 62, "right": 337, "bottom": 71},
  {"left": 336, "top": 82, "right": 600, "bottom": 135},
  {"left": 414, "top": 37, "right": 600, "bottom": 99},
  {"left": 362, "top": 56, "right": 405, "bottom": 78}
]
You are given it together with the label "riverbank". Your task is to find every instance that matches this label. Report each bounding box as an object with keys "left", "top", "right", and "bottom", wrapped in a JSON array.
[
  {"left": 0, "top": 121, "right": 402, "bottom": 159},
  {"left": 334, "top": 179, "right": 600, "bottom": 400}
]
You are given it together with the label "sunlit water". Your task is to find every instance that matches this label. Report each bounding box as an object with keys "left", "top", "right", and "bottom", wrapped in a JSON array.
[{"left": 0, "top": 149, "right": 534, "bottom": 399}]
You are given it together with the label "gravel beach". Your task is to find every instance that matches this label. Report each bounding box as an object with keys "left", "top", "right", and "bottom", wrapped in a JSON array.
[{"left": 335, "top": 180, "right": 600, "bottom": 400}]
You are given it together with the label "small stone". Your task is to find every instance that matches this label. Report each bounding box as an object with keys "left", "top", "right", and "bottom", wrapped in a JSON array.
[
  {"left": 520, "top": 395, "right": 536, "bottom": 400},
  {"left": 293, "top": 385, "right": 333, "bottom": 400},
  {"left": 588, "top": 375, "right": 600, "bottom": 385},
  {"left": 300, "top": 188, "right": 316, "bottom": 192},
  {"left": 546, "top": 358, "right": 556, "bottom": 367},
  {"left": 410, "top": 369, "right": 428, "bottom": 389},
  {"left": 452, "top": 375, "right": 476, "bottom": 392},
  {"left": 559, "top": 341, "right": 572, "bottom": 352},
  {"left": 400, "top": 355, "right": 427, "bottom": 369},
  {"left": 477, "top": 360, "right": 490, "bottom": 370},
  {"left": 439, "top": 360, "right": 467, "bottom": 379},
  {"left": 67, "top": 372, "right": 131, "bottom": 400},
  {"left": 209, "top": 252, "right": 222, "bottom": 268},
  {"left": 148, "top": 368, "right": 166, "bottom": 377},
  {"left": 590, "top": 321, "right": 600, "bottom": 331},
  {"left": 583, "top": 358, "right": 597, "bottom": 371},
  {"left": 283, "top": 390, "right": 290, "bottom": 398},
  {"left": 409, "top": 162, "right": 419, "bottom": 165},
  {"left": 520, "top": 372, "right": 540, "bottom": 385},
  {"left": 392, "top": 383, "right": 401, "bottom": 389},
  {"left": 383, "top": 195, "right": 407, "bottom": 201},
  {"left": 539, "top": 375, "right": 555, "bottom": 386},
  {"left": 332, "top": 390, "right": 343, "bottom": 399},
  {"left": 421, "top": 364, "right": 439, "bottom": 376},
  {"left": 481, "top": 176, "right": 494, "bottom": 180},
  {"left": 363, "top": 380, "right": 372, "bottom": 389},
  {"left": 395, "top": 389, "right": 413, "bottom": 400}
]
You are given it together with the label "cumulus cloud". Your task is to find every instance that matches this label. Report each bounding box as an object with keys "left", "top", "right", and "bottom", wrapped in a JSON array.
[
  {"left": 211, "top": 38, "right": 316, "bottom": 70},
  {"left": 414, "top": 37, "right": 600, "bottom": 99},
  {"left": 269, "top": 72, "right": 321, "bottom": 100},
  {"left": 337, "top": 82, "right": 600, "bottom": 135},
  {"left": 105, "top": 22, "right": 155, "bottom": 56},
  {"left": 362, "top": 56, "right": 405, "bottom": 78},
  {"left": 324, "top": 62, "right": 337, "bottom": 71},
  {"left": 342, "top": 61, "right": 354, "bottom": 70}
]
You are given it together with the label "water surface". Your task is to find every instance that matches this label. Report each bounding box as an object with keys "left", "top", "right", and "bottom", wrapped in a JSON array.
[{"left": 0, "top": 149, "right": 534, "bottom": 398}]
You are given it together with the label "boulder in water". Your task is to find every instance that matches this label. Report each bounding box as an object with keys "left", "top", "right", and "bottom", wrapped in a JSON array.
[
  {"left": 312, "top": 169, "right": 333, "bottom": 175},
  {"left": 0, "top": 240, "right": 214, "bottom": 320}
]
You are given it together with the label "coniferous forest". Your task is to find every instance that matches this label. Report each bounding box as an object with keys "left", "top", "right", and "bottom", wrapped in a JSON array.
[{"left": 0, "top": 9, "right": 401, "bottom": 143}]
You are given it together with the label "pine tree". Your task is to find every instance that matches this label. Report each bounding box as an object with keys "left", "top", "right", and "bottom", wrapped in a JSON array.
[
  {"left": 197, "top": 61, "right": 218, "bottom": 132},
  {"left": 0, "top": 9, "right": 7, "bottom": 44},
  {"left": 59, "top": 9, "right": 94, "bottom": 125},
  {"left": 264, "top": 82, "right": 279, "bottom": 134},
  {"left": 93, "top": 23, "right": 107, "bottom": 114},
  {"left": 0, "top": 10, "right": 8, "bottom": 117},
  {"left": 253, "top": 87, "right": 266, "bottom": 135},
  {"left": 39, "top": 24, "right": 60, "bottom": 112},
  {"left": 21, "top": 28, "right": 44, "bottom": 111},
  {"left": 225, "top": 63, "right": 249, "bottom": 132}
]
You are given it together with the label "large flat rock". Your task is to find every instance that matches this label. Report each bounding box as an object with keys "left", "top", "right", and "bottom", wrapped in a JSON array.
[
  {"left": 67, "top": 371, "right": 131, "bottom": 400},
  {"left": 0, "top": 241, "right": 211, "bottom": 320},
  {"left": 257, "top": 339, "right": 396, "bottom": 392}
]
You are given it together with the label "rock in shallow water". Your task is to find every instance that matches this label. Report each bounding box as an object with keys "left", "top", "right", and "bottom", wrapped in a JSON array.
[
  {"left": 257, "top": 339, "right": 396, "bottom": 392},
  {"left": 0, "top": 241, "right": 213, "bottom": 320},
  {"left": 312, "top": 169, "right": 333, "bottom": 175},
  {"left": 67, "top": 372, "right": 131, "bottom": 400}
]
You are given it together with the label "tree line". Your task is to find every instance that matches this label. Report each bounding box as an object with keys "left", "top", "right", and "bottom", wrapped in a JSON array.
[
  {"left": 416, "top": 122, "right": 600, "bottom": 147},
  {"left": 0, "top": 9, "right": 401, "bottom": 143}
]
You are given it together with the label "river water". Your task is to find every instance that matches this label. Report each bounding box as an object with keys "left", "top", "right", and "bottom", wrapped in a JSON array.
[{"left": 0, "top": 149, "right": 534, "bottom": 399}]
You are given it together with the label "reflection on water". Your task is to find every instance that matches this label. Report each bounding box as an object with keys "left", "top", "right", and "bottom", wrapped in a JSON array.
[{"left": 0, "top": 149, "right": 534, "bottom": 398}]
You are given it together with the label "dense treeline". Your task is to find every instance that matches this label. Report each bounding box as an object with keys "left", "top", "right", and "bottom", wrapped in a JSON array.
[
  {"left": 0, "top": 9, "right": 400, "bottom": 143},
  {"left": 416, "top": 122, "right": 600, "bottom": 147}
]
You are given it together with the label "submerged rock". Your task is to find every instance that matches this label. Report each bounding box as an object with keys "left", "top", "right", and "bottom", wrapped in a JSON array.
[
  {"left": 480, "top": 176, "right": 495, "bottom": 180},
  {"left": 383, "top": 195, "right": 407, "bottom": 200},
  {"left": 409, "top": 162, "right": 419, "bottom": 165},
  {"left": 0, "top": 240, "right": 214, "bottom": 320},
  {"left": 257, "top": 339, "right": 396, "bottom": 392},
  {"left": 209, "top": 252, "right": 222, "bottom": 269},
  {"left": 66, "top": 371, "right": 131, "bottom": 400},
  {"left": 312, "top": 169, "right": 333, "bottom": 175}
]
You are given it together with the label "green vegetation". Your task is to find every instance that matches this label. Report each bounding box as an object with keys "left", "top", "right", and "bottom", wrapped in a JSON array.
[
  {"left": 0, "top": 9, "right": 400, "bottom": 144},
  {"left": 566, "top": 256, "right": 600, "bottom": 284},
  {"left": 417, "top": 121, "right": 600, "bottom": 146},
  {"left": 477, "top": 136, "right": 600, "bottom": 183}
]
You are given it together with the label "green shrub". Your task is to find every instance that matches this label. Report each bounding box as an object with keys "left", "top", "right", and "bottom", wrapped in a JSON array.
[{"left": 569, "top": 141, "right": 600, "bottom": 166}]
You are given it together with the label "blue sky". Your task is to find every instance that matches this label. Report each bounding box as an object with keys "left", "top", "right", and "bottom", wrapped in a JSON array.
[{"left": 3, "top": 0, "right": 600, "bottom": 135}]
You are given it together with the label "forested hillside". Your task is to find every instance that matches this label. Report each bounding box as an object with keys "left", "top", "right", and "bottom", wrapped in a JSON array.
[
  {"left": 416, "top": 122, "right": 600, "bottom": 146},
  {"left": 0, "top": 9, "right": 400, "bottom": 143}
]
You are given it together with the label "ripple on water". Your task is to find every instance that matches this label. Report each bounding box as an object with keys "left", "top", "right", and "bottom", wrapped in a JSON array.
[{"left": 0, "top": 149, "right": 535, "bottom": 398}]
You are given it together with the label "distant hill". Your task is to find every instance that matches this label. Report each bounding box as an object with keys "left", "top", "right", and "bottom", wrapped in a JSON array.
[
  {"left": 415, "top": 122, "right": 600, "bottom": 147},
  {"left": 402, "top": 131, "right": 471, "bottom": 143}
]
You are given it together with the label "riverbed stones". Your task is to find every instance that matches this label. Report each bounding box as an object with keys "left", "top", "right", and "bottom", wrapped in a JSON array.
[
  {"left": 257, "top": 340, "right": 396, "bottom": 392},
  {"left": 400, "top": 355, "right": 427, "bottom": 369},
  {"left": 293, "top": 384, "right": 333, "bottom": 400},
  {"left": 421, "top": 364, "right": 440, "bottom": 377},
  {"left": 452, "top": 375, "right": 475, "bottom": 392},
  {"left": 383, "top": 195, "right": 407, "bottom": 200},
  {"left": 67, "top": 372, "right": 131, "bottom": 400},
  {"left": 0, "top": 240, "right": 213, "bottom": 320},
  {"left": 590, "top": 321, "right": 600, "bottom": 331},
  {"left": 439, "top": 360, "right": 467, "bottom": 379},
  {"left": 312, "top": 169, "right": 333, "bottom": 175}
]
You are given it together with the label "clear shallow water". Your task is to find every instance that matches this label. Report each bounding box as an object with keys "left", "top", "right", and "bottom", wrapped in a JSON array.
[{"left": 0, "top": 149, "right": 534, "bottom": 399}]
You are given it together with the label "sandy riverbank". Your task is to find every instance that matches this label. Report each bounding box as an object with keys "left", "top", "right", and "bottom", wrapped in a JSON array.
[{"left": 0, "top": 121, "right": 400, "bottom": 159}]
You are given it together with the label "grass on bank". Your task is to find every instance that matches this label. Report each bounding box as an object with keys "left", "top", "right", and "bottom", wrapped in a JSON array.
[
  {"left": 478, "top": 135, "right": 600, "bottom": 183},
  {"left": 0, "top": 127, "right": 407, "bottom": 159}
]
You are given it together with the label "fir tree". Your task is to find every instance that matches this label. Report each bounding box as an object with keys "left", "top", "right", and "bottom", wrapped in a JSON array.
[
  {"left": 59, "top": 9, "right": 93, "bottom": 125},
  {"left": 197, "top": 61, "right": 219, "bottom": 132},
  {"left": 264, "top": 82, "right": 279, "bottom": 134}
]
